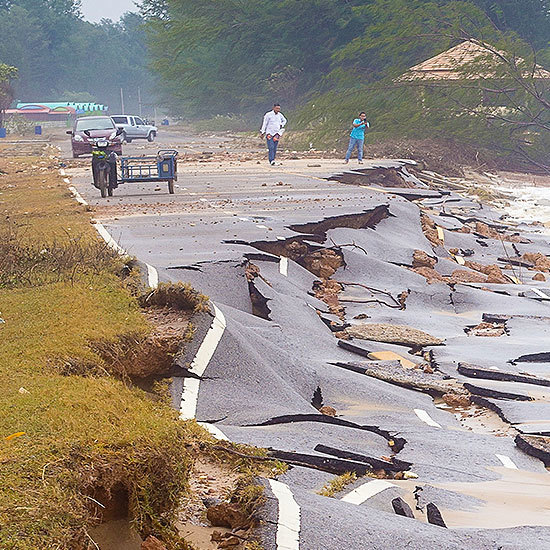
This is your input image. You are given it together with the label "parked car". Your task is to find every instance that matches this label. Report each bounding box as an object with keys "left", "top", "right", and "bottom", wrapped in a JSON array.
[
  {"left": 67, "top": 116, "right": 123, "bottom": 158},
  {"left": 110, "top": 115, "right": 158, "bottom": 143}
]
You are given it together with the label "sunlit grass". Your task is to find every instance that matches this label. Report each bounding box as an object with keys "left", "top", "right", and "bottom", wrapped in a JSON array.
[{"left": 0, "top": 154, "right": 195, "bottom": 548}]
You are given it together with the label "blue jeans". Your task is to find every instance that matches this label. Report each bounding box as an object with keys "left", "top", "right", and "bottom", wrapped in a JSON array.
[
  {"left": 267, "top": 136, "right": 279, "bottom": 163},
  {"left": 345, "top": 137, "right": 364, "bottom": 161}
]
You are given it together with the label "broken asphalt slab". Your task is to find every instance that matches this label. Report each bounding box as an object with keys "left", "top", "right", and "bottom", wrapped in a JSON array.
[{"left": 71, "top": 156, "right": 550, "bottom": 548}]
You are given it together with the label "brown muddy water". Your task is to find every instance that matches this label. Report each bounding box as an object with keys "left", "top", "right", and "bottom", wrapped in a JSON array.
[
  {"left": 393, "top": 467, "right": 550, "bottom": 529},
  {"left": 437, "top": 467, "right": 550, "bottom": 528},
  {"left": 88, "top": 519, "right": 142, "bottom": 549}
]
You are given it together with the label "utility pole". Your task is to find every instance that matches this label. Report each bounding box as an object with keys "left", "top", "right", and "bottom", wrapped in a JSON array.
[
  {"left": 138, "top": 87, "right": 142, "bottom": 118},
  {"left": 120, "top": 88, "right": 125, "bottom": 114}
]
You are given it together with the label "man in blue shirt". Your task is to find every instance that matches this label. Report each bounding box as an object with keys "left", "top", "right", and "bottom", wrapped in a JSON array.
[{"left": 344, "top": 111, "right": 369, "bottom": 164}]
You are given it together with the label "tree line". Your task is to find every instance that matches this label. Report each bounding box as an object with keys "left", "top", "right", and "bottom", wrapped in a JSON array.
[
  {"left": 141, "top": 0, "right": 550, "bottom": 166},
  {"left": 0, "top": 0, "right": 153, "bottom": 112},
  {"left": 2, "top": 0, "right": 550, "bottom": 164},
  {"left": 141, "top": 0, "right": 550, "bottom": 116}
]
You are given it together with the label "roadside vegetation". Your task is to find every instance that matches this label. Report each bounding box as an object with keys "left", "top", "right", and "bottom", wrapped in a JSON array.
[
  {"left": 0, "top": 146, "right": 273, "bottom": 549},
  {"left": 142, "top": 0, "right": 550, "bottom": 170},
  {"left": 0, "top": 1, "right": 151, "bottom": 112},
  {"left": 318, "top": 472, "right": 358, "bottom": 498},
  {"left": 0, "top": 62, "right": 17, "bottom": 128}
]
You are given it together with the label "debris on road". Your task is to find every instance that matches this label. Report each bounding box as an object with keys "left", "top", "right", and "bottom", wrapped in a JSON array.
[
  {"left": 68, "top": 143, "right": 550, "bottom": 548},
  {"left": 346, "top": 323, "right": 444, "bottom": 347}
]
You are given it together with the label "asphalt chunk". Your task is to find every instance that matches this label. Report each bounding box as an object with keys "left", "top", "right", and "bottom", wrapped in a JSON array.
[{"left": 458, "top": 363, "right": 550, "bottom": 387}]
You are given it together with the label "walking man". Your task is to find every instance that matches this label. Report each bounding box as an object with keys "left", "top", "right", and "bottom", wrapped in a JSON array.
[
  {"left": 345, "top": 111, "right": 369, "bottom": 164},
  {"left": 261, "top": 103, "right": 287, "bottom": 165}
]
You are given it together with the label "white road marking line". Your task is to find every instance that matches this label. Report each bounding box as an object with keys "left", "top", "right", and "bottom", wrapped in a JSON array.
[
  {"left": 279, "top": 256, "right": 288, "bottom": 276},
  {"left": 532, "top": 288, "right": 550, "bottom": 299},
  {"left": 454, "top": 255, "right": 465, "bottom": 265},
  {"left": 496, "top": 454, "right": 518, "bottom": 469},
  {"left": 179, "top": 304, "right": 226, "bottom": 420},
  {"left": 92, "top": 222, "right": 161, "bottom": 292},
  {"left": 198, "top": 422, "right": 229, "bottom": 441},
  {"left": 93, "top": 222, "right": 125, "bottom": 255},
  {"left": 414, "top": 408, "right": 442, "bottom": 428},
  {"left": 268, "top": 479, "right": 300, "bottom": 550},
  {"left": 341, "top": 479, "right": 397, "bottom": 505},
  {"left": 68, "top": 185, "right": 88, "bottom": 206},
  {"left": 146, "top": 263, "right": 159, "bottom": 289},
  {"left": 199, "top": 198, "right": 208, "bottom": 202},
  {"left": 257, "top": 224, "right": 268, "bottom": 229}
]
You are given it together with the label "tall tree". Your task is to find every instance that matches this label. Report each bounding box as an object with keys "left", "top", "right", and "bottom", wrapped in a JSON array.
[
  {"left": 0, "top": 0, "right": 80, "bottom": 15},
  {"left": 330, "top": 0, "right": 500, "bottom": 85},
  {"left": 0, "top": 63, "right": 18, "bottom": 127},
  {"left": 143, "top": 0, "right": 365, "bottom": 116},
  {"left": 0, "top": 1, "right": 153, "bottom": 111},
  {"left": 0, "top": 5, "right": 49, "bottom": 98},
  {"left": 470, "top": 0, "right": 550, "bottom": 48}
]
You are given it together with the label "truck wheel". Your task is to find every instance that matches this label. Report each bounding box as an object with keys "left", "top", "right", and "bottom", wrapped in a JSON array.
[
  {"left": 168, "top": 180, "right": 174, "bottom": 194},
  {"left": 147, "top": 132, "right": 155, "bottom": 142}
]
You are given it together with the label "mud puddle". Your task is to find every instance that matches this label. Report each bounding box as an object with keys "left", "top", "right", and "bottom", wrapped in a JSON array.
[
  {"left": 177, "top": 523, "right": 233, "bottom": 550},
  {"left": 435, "top": 398, "right": 513, "bottom": 436},
  {"left": 88, "top": 519, "right": 142, "bottom": 550},
  {"left": 435, "top": 467, "right": 550, "bottom": 528},
  {"left": 177, "top": 458, "right": 245, "bottom": 548},
  {"left": 393, "top": 466, "right": 550, "bottom": 529},
  {"left": 337, "top": 397, "right": 407, "bottom": 416}
]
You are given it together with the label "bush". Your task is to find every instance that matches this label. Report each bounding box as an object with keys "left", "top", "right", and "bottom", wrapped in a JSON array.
[
  {"left": 139, "top": 282, "right": 210, "bottom": 312},
  {"left": 0, "top": 221, "right": 120, "bottom": 288},
  {"left": 4, "top": 114, "right": 35, "bottom": 135}
]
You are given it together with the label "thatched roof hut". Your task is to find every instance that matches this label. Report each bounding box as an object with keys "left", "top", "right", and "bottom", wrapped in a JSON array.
[{"left": 399, "top": 40, "right": 550, "bottom": 82}]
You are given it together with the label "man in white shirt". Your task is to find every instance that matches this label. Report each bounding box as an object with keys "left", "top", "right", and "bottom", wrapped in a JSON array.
[{"left": 260, "top": 103, "right": 287, "bottom": 165}]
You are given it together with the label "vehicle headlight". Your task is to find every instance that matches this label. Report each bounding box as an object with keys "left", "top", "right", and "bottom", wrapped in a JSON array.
[{"left": 74, "top": 135, "right": 84, "bottom": 142}]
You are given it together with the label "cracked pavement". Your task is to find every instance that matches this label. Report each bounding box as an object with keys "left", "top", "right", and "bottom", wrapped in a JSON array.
[{"left": 69, "top": 133, "right": 550, "bottom": 549}]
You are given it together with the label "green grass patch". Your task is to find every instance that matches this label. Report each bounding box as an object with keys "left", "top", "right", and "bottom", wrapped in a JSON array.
[
  {"left": 318, "top": 472, "right": 357, "bottom": 497},
  {"left": 139, "top": 281, "right": 210, "bottom": 313},
  {"left": 0, "top": 153, "right": 206, "bottom": 548}
]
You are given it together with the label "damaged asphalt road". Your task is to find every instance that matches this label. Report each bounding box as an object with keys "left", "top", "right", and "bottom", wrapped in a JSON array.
[{"left": 71, "top": 154, "right": 550, "bottom": 549}]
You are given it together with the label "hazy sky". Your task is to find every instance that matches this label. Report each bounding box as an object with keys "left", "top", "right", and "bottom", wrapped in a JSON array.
[{"left": 81, "top": 0, "right": 137, "bottom": 22}]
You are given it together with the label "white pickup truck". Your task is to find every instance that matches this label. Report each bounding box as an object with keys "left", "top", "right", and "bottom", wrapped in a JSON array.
[{"left": 111, "top": 115, "right": 158, "bottom": 143}]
